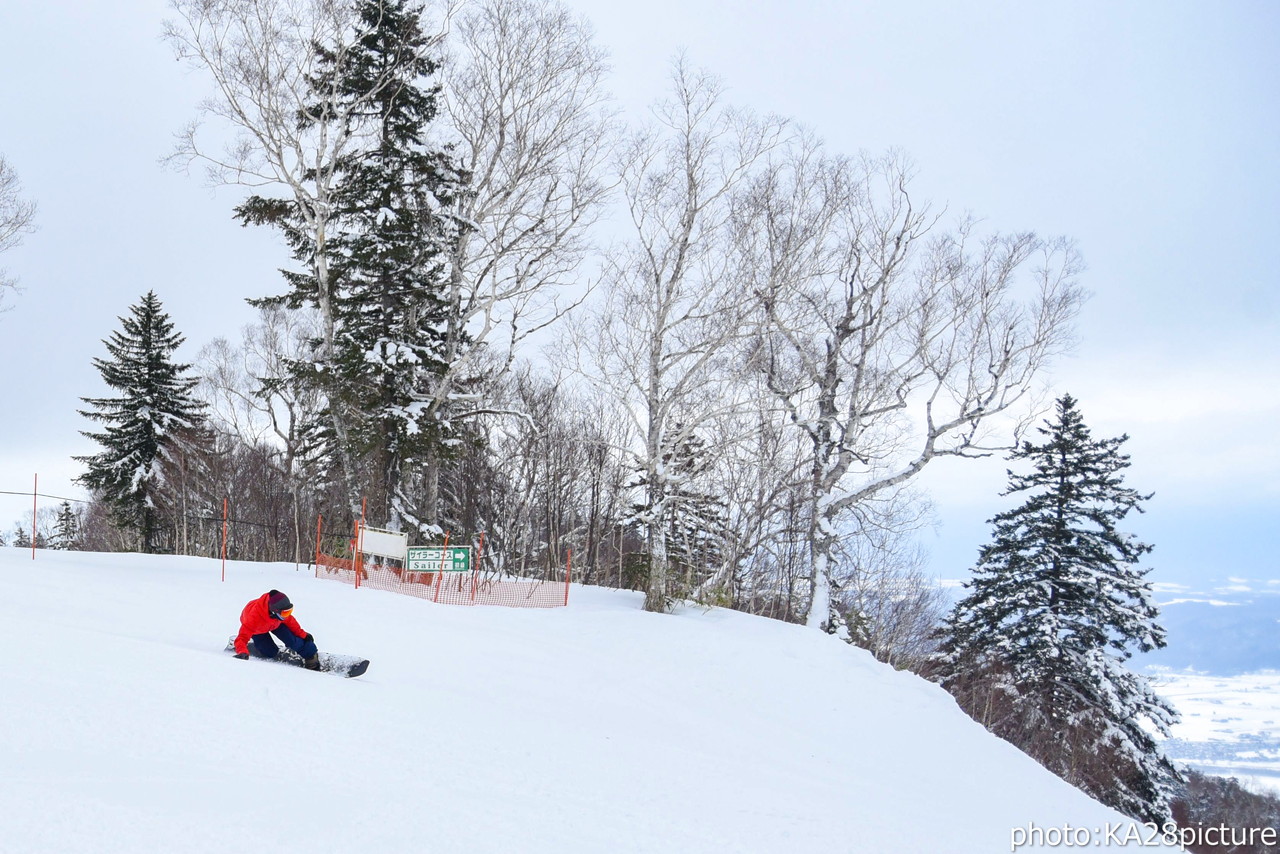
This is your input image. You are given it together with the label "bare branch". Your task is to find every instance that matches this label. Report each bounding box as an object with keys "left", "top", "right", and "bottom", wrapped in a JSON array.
[
  {"left": 0, "top": 154, "right": 38, "bottom": 301},
  {"left": 737, "top": 143, "right": 1085, "bottom": 629}
]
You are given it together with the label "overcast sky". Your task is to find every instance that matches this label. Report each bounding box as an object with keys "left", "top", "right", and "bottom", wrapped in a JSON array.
[{"left": 0, "top": 0, "right": 1275, "bottom": 585}]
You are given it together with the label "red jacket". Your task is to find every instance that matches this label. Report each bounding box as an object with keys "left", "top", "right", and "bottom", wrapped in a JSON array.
[{"left": 235, "top": 592, "right": 308, "bottom": 655}]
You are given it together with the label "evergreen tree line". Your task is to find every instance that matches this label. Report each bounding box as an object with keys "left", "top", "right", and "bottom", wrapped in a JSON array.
[{"left": 2, "top": 502, "right": 80, "bottom": 550}]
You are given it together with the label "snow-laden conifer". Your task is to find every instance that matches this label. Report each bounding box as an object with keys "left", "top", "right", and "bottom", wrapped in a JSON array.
[
  {"left": 234, "top": 0, "right": 464, "bottom": 531},
  {"left": 625, "top": 429, "right": 730, "bottom": 606},
  {"left": 936, "top": 394, "right": 1179, "bottom": 822},
  {"left": 51, "top": 501, "right": 80, "bottom": 550},
  {"left": 76, "top": 291, "right": 207, "bottom": 553},
  {"left": 323, "top": 0, "right": 467, "bottom": 533}
]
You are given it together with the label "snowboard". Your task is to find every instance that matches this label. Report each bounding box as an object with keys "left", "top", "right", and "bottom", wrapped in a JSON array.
[{"left": 225, "top": 639, "right": 370, "bottom": 678}]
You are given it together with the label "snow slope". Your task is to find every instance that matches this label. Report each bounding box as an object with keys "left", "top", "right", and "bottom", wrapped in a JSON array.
[{"left": 0, "top": 548, "right": 1178, "bottom": 853}]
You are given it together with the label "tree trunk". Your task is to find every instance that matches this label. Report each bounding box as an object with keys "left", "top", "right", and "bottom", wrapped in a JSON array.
[
  {"left": 644, "top": 512, "right": 669, "bottom": 613},
  {"left": 422, "top": 445, "right": 442, "bottom": 537}
]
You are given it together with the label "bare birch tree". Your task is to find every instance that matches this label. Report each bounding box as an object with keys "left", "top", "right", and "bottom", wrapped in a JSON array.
[
  {"left": 735, "top": 145, "right": 1084, "bottom": 632},
  {"left": 197, "top": 307, "right": 326, "bottom": 560},
  {"left": 568, "top": 59, "right": 788, "bottom": 613},
  {"left": 164, "top": 0, "right": 613, "bottom": 532},
  {"left": 696, "top": 373, "right": 809, "bottom": 611},
  {"left": 398, "top": 0, "right": 618, "bottom": 531},
  {"left": 836, "top": 491, "right": 947, "bottom": 671},
  {"left": 0, "top": 154, "right": 37, "bottom": 304}
]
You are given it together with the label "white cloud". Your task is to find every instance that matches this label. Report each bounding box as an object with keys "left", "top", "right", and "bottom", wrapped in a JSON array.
[{"left": 1051, "top": 342, "right": 1280, "bottom": 504}]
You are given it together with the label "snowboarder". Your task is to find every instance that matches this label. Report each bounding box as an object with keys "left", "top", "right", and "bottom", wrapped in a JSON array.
[{"left": 233, "top": 590, "right": 320, "bottom": 670}]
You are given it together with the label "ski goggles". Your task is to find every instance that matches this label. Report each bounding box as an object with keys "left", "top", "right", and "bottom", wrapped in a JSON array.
[{"left": 274, "top": 608, "right": 294, "bottom": 620}]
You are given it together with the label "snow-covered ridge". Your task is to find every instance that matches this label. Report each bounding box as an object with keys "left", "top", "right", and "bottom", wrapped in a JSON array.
[{"left": 0, "top": 548, "right": 1176, "bottom": 852}]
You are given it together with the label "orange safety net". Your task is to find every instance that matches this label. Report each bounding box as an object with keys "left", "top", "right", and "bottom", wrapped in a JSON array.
[{"left": 315, "top": 553, "right": 568, "bottom": 608}]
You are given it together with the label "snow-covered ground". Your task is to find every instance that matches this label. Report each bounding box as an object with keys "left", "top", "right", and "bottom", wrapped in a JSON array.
[
  {"left": 1, "top": 547, "right": 1180, "bottom": 853},
  {"left": 1132, "top": 580, "right": 1280, "bottom": 796},
  {"left": 1152, "top": 669, "right": 1280, "bottom": 797}
]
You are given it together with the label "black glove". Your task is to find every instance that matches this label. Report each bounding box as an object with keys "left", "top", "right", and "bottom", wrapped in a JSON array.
[
  {"left": 304, "top": 633, "right": 314, "bottom": 644},
  {"left": 234, "top": 652, "right": 249, "bottom": 660}
]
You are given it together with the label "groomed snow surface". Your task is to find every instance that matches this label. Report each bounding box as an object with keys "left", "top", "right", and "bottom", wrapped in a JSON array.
[{"left": 0, "top": 548, "right": 1179, "bottom": 853}]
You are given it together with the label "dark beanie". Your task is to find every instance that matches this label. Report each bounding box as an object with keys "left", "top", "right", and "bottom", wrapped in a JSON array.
[{"left": 268, "top": 590, "right": 292, "bottom": 614}]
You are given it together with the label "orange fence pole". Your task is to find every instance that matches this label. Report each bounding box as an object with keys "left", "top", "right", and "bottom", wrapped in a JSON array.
[
  {"left": 31, "top": 474, "right": 37, "bottom": 560},
  {"left": 314, "top": 514, "right": 323, "bottom": 577},
  {"left": 564, "top": 548, "right": 572, "bottom": 606},
  {"left": 357, "top": 499, "right": 367, "bottom": 589}
]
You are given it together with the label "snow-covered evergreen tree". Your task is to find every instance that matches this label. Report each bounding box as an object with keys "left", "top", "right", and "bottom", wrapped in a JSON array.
[
  {"left": 52, "top": 501, "right": 80, "bottom": 550},
  {"left": 626, "top": 428, "right": 730, "bottom": 605},
  {"left": 325, "top": 0, "right": 466, "bottom": 532},
  {"left": 935, "top": 394, "right": 1179, "bottom": 822},
  {"left": 76, "top": 291, "right": 207, "bottom": 553},
  {"left": 237, "top": 0, "right": 464, "bottom": 530}
]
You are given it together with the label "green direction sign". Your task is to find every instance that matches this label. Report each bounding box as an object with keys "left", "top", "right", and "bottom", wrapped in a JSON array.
[{"left": 407, "top": 546, "right": 472, "bottom": 572}]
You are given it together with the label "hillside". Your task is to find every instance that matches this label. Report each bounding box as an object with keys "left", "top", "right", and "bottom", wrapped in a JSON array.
[
  {"left": 1141, "top": 587, "right": 1280, "bottom": 675},
  {"left": 0, "top": 547, "right": 1178, "bottom": 853}
]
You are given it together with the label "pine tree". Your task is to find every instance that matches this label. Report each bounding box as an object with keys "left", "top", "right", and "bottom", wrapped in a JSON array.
[
  {"left": 663, "top": 433, "right": 728, "bottom": 589},
  {"left": 236, "top": 0, "right": 465, "bottom": 529},
  {"left": 627, "top": 428, "right": 729, "bottom": 604},
  {"left": 52, "top": 501, "right": 80, "bottom": 550},
  {"left": 935, "top": 394, "right": 1179, "bottom": 823},
  {"left": 326, "top": 0, "right": 466, "bottom": 531},
  {"left": 76, "top": 291, "right": 207, "bottom": 553}
]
